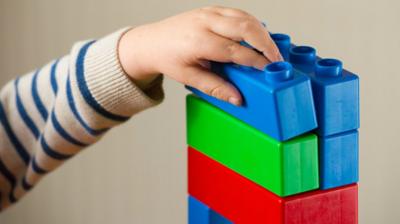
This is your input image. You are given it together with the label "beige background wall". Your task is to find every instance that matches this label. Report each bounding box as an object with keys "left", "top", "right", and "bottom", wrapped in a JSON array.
[{"left": 0, "top": 0, "right": 399, "bottom": 223}]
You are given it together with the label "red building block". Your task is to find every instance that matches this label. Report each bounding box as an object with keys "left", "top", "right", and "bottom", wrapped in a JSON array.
[{"left": 188, "top": 147, "right": 358, "bottom": 224}]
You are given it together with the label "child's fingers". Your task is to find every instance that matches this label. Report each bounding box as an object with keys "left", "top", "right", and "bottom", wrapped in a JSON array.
[
  {"left": 200, "top": 33, "right": 269, "bottom": 70},
  {"left": 183, "top": 66, "right": 242, "bottom": 106},
  {"left": 206, "top": 14, "right": 283, "bottom": 62}
]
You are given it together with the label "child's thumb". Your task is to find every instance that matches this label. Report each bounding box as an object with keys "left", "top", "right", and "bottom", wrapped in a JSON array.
[{"left": 183, "top": 66, "right": 242, "bottom": 106}]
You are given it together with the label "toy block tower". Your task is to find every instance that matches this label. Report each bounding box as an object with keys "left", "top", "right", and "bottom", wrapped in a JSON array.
[{"left": 186, "top": 31, "right": 359, "bottom": 224}]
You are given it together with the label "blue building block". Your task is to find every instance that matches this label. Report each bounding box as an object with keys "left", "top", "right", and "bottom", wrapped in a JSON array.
[
  {"left": 272, "top": 33, "right": 360, "bottom": 136},
  {"left": 319, "top": 130, "right": 359, "bottom": 189},
  {"left": 310, "top": 59, "right": 359, "bottom": 136},
  {"left": 291, "top": 50, "right": 359, "bottom": 136},
  {"left": 189, "top": 196, "right": 232, "bottom": 224},
  {"left": 188, "top": 61, "right": 317, "bottom": 141}
]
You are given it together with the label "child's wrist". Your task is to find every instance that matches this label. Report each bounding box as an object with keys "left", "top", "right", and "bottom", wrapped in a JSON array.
[
  {"left": 129, "top": 73, "right": 161, "bottom": 90},
  {"left": 118, "top": 26, "right": 160, "bottom": 90}
]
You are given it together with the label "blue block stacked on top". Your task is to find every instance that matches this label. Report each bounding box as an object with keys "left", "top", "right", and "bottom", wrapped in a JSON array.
[{"left": 187, "top": 32, "right": 359, "bottom": 222}]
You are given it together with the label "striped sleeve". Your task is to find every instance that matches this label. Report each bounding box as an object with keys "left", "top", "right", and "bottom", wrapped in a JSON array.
[{"left": 0, "top": 28, "right": 164, "bottom": 210}]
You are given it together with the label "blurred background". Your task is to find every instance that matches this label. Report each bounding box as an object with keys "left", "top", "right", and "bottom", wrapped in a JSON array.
[{"left": 0, "top": 0, "right": 399, "bottom": 223}]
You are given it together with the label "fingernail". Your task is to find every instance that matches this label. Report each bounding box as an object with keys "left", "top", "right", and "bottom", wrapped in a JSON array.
[{"left": 228, "top": 97, "right": 241, "bottom": 106}]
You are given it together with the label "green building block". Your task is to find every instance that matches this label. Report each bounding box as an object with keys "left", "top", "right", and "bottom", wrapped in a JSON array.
[{"left": 186, "top": 94, "right": 319, "bottom": 197}]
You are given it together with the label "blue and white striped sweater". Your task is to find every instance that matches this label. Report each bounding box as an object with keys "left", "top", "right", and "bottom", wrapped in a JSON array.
[{"left": 0, "top": 28, "right": 164, "bottom": 210}]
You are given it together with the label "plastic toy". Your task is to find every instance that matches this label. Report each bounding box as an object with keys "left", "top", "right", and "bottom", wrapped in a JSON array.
[
  {"left": 187, "top": 94, "right": 319, "bottom": 196},
  {"left": 319, "top": 130, "right": 359, "bottom": 189},
  {"left": 186, "top": 30, "right": 360, "bottom": 223},
  {"left": 188, "top": 147, "right": 358, "bottom": 224}
]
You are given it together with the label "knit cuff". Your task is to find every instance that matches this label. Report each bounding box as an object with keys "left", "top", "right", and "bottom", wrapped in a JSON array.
[{"left": 83, "top": 27, "right": 164, "bottom": 117}]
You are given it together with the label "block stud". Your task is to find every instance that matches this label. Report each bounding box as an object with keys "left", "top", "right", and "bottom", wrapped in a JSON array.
[
  {"left": 271, "top": 33, "right": 291, "bottom": 60},
  {"left": 264, "top": 61, "right": 293, "bottom": 83},
  {"left": 316, "top": 58, "right": 343, "bottom": 77},
  {"left": 289, "top": 46, "right": 317, "bottom": 66}
]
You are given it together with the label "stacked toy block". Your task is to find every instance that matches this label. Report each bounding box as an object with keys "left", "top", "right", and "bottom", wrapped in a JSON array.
[{"left": 186, "top": 32, "right": 359, "bottom": 224}]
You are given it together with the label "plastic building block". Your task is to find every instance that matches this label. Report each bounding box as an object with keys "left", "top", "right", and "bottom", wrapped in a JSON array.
[
  {"left": 271, "top": 34, "right": 359, "bottom": 136},
  {"left": 296, "top": 56, "right": 359, "bottom": 136},
  {"left": 319, "top": 130, "right": 359, "bottom": 189},
  {"left": 187, "top": 60, "right": 317, "bottom": 141},
  {"left": 189, "top": 196, "right": 232, "bottom": 224},
  {"left": 188, "top": 147, "right": 358, "bottom": 224},
  {"left": 186, "top": 94, "right": 319, "bottom": 196}
]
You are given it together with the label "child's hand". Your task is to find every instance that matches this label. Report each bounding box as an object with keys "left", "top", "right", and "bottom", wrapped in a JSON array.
[{"left": 119, "top": 6, "right": 283, "bottom": 106}]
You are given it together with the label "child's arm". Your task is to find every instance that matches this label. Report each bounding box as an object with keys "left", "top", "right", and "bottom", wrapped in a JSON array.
[
  {"left": 0, "top": 28, "right": 163, "bottom": 210},
  {"left": 0, "top": 6, "right": 281, "bottom": 210}
]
